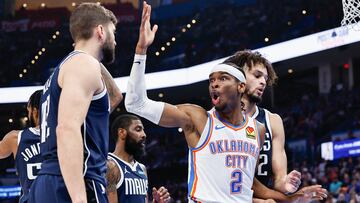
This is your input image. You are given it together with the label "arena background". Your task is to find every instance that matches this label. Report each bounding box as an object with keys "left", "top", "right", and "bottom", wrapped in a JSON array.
[{"left": 0, "top": 0, "right": 360, "bottom": 202}]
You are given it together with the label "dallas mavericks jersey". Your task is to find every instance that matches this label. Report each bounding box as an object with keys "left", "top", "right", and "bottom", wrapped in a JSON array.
[
  {"left": 39, "top": 50, "right": 110, "bottom": 186},
  {"left": 108, "top": 153, "right": 148, "bottom": 203},
  {"left": 15, "top": 127, "right": 42, "bottom": 203},
  {"left": 253, "top": 106, "right": 273, "bottom": 188},
  {"left": 188, "top": 108, "right": 261, "bottom": 203}
]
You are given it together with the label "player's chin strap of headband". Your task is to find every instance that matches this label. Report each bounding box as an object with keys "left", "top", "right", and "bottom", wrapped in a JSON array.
[{"left": 210, "top": 63, "right": 246, "bottom": 83}]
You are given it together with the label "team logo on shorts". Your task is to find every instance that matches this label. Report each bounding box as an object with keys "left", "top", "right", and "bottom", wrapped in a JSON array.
[{"left": 246, "top": 126, "right": 255, "bottom": 139}]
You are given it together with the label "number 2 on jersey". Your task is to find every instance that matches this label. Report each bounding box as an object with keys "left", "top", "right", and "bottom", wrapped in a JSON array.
[{"left": 230, "top": 169, "right": 242, "bottom": 194}]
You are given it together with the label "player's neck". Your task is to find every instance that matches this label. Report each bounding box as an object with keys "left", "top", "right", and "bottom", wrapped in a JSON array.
[
  {"left": 74, "top": 40, "right": 102, "bottom": 62},
  {"left": 217, "top": 106, "right": 244, "bottom": 126},
  {"left": 242, "top": 96, "right": 257, "bottom": 117}
]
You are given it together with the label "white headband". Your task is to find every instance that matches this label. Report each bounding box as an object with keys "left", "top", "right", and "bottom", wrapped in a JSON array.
[{"left": 210, "top": 64, "right": 246, "bottom": 83}]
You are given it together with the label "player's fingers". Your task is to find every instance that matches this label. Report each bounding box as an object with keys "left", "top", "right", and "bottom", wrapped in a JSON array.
[
  {"left": 158, "top": 186, "right": 168, "bottom": 196},
  {"left": 152, "top": 24, "right": 158, "bottom": 34},
  {"left": 301, "top": 185, "right": 322, "bottom": 194},
  {"left": 289, "top": 170, "right": 302, "bottom": 178}
]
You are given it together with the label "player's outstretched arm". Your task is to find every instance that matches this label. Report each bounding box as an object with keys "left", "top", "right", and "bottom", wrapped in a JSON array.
[
  {"left": 100, "top": 63, "right": 123, "bottom": 112},
  {"left": 0, "top": 130, "right": 18, "bottom": 159},
  {"left": 106, "top": 159, "right": 120, "bottom": 203},
  {"left": 57, "top": 54, "right": 104, "bottom": 203},
  {"left": 270, "top": 113, "right": 301, "bottom": 193},
  {"left": 125, "top": 2, "right": 207, "bottom": 145}
]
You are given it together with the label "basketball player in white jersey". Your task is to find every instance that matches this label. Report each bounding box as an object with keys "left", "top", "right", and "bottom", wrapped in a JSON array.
[
  {"left": 225, "top": 51, "right": 302, "bottom": 201},
  {"left": 125, "top": 2, "right": 327, "bottom": 202}
]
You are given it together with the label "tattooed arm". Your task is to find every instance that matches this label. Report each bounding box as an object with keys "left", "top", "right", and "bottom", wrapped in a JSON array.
[{"left": 106, "top": 159, "right": 121, "bottom": 203}]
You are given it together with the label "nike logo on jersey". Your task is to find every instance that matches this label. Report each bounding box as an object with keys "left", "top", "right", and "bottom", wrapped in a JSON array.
[
  {"left": 215, "top": 125, "right": 226, "bottom": 130},
  {"left": 134, "top": 61, "right": 141, "bottom": 64}
]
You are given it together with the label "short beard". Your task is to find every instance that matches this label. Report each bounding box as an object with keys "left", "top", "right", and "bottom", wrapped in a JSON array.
[
  {"left": 246, "top": 90, "right": 262, "bottom": 104},
  {"left": 125, "top": 136, "right": 145, "bottom": 161},
  {"left": 102, "top": 43, "right": 115, "bottom": 64},
  {"left": 101, "top": 30, "right": 115, "bottom": 64}
]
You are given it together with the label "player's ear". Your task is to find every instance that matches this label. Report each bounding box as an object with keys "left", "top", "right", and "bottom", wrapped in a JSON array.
[
  {"left": 118, "top": 128, "right": 127, "bottom": 140},
  {"left": 95, "top": 24, "right": 105, "bottom": 42},
  {"left": 238, "top": 82, "right": 246, "bottom": 94}
]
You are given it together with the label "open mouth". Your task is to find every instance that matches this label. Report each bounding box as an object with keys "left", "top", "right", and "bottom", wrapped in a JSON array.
[{"left": 211, "top": 92, "right": 220, "bottom": 105}]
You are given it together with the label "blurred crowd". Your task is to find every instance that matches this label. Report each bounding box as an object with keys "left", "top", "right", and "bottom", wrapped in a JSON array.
[{"left": 0, "top": 0, "right": 343, "bottom": 87}]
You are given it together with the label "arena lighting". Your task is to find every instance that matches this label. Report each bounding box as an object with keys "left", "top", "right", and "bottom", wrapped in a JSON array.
[
  {"left": 1, "top": 26, "right": 360, "bottom": 103},
  {"left": 302, "top": 10, "right": 307, "bottom": 15},
  {"left": 171, "top": 37, "right": 176, "bottom": 41}
]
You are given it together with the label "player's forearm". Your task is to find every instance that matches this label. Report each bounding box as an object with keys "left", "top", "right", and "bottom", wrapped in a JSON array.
[
  {"left": 273, "top": 175, "right": 288, "bottom": 193},
  {"left": 100, "top": 63, "right": 122, "bottom": 112},
  {"left": 253, "top": 178, "right": 288, "bottom": 201},
  {"left": 125, "top": 54, "right": 164, "bottom": 124},
  {"left": 57, "top": 125, "right": 87, "bottom": 203}
]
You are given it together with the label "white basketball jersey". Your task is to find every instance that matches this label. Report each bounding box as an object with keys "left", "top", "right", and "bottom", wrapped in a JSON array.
[{"left": 188, "top": 108, "right": 261, "bottom": 203}]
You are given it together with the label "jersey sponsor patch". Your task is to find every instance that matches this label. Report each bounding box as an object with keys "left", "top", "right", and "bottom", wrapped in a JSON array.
[{"left": 246, "top": 126, "right": 255, "bottom": 139}]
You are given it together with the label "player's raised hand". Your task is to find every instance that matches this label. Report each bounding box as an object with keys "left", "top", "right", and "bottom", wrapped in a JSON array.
[
  {"left": 152, "top": 186, "right": 171, "bottom": 203},
  {"left": 288, "top": 184, "right": 328, "bottom": 203},
  {"left": 136, "top": 1, "right": 158, "bottom": 54},
  {"left": 284, "top": 170, "right": 302, "bottom": 193}
]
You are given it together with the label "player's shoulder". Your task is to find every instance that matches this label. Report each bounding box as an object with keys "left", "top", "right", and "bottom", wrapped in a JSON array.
[
  {"left": 5, "top": 130, "right": 20, "bottom": 139},
  {"left": 2, "top": 130, "right": 20, "bottom": 145},
  {"left": 61, "top": 52, "right": 101, "bottom": 74},
  {"left": 261, "top": 107, "right": 282, "bottom": 122}
]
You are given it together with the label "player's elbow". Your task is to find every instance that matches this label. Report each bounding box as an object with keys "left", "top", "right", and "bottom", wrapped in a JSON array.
[
  {"left": 110, "top": 92, "right": 123, "bottom": 110},
  {"left": 124, "top": 92, "right": 143, "bottom": 114}
]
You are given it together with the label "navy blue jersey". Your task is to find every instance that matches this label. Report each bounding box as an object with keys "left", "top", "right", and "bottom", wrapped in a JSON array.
[
  {"left": 39, "top": 50, "right": 110, "bottom": 186},
  {"left": 15, "top": 127, "right": 42, "bottom": 203},
  {"left": 254, "top": 106, "right": 274, "bottom": 188},
  {"left": 108, "top": 153, "right": 148, "bottom": 203}
]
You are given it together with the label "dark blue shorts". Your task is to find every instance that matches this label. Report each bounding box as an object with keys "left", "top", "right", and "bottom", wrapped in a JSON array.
[{"left": 28, "top": 175, "right": 108, "bottom": 203}]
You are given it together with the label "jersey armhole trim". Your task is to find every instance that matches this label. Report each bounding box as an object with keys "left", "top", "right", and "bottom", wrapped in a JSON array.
[
  {"left": 191, "top": 112, "right": 213, "bottom": 152},
  {"left": 264, "top": 109, "right": 273, "bottom": 140},
  {"left": 108, "top": 156, "right": 124, "bottom": 189},
  {"left": 17, "top": 130, "right": 23, "bottom": 145}
]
